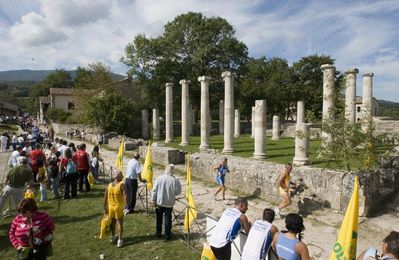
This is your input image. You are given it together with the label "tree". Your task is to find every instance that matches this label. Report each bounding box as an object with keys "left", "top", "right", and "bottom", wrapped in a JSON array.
[
  {"left": 122, "top": 12, "right": 248, "bottom": 113},
  {"left": 74, "top": 62, "right": 113, "bottom": 90},
  {"left": 290, "top": 55, "right": 337, "bottom": 120},
  {"left": 85, "top": 91, "right": 137, "bottom": 134},
  {"left": 46, "top": 108, "right": 71, "bottom": 123},
  {"left": 238, "top": 57, "right": 292, "bottom": 118}
]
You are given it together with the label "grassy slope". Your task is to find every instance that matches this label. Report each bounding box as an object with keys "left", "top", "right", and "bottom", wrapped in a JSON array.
[{"left": 0, "top": 185, "right": 199, "bottom": 259}]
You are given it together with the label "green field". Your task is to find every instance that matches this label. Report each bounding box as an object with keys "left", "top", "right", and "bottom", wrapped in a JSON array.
[
  {"left": 0, "top": 185, "right": 200, "bottom": 259},
  {"left": 163, "top": 134, "right": 395, "bottom": 170}
]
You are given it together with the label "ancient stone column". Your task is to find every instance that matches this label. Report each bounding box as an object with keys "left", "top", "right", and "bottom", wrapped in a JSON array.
[
  {"left": 251, "top": 106, "right": 255, "bottom": 138},
  {"left": 219, "top": 100, "right": 224, "bottom": 134},
  {"left": 165, "top": 83, "right": 173, "bottom": 143},
  {"left": 198, "top": 76, "right": 211, "bottom": 151},
  {"left": 345, "top": 69, "right": 359, "bottom": 124},
  {"left": 152, "top": 108, "right": 160, "bottom": 140},
  {"left": 321, "top": 64, "right": 336, "bottom": 145},
  {"left": 253, "top": 100, "right": 267, "bottom": 159},
  {"left": 188, "top": 103, "right": 193, "bottom": 135},
  {"left": 141, "top": 109, "right": 149, "bottom": 139},
  {"left": 179, "top": 80, "right": 190, "bottom": 146},
  {"left": 234, "top": 109, "right": 240, "bottom": 137},
  {"left": 222, "top": 71, "right": 234, "bottom": 154},
  {"left": 297, "top": 101, "right": 305, "bottom": 124},
  {"left": 272, "top": 115, "right": 280, "bottom": 140},
  {"left": 362, "top": 73, "right": 374, "bottom": 131},
  {"left": 293, "top": 123, "right": 310, "bottom": 165}
]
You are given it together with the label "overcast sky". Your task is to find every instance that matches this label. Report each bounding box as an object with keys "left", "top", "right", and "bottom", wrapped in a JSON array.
[{"left": 0, "top": 0, "right": 398, "bottom": 101}]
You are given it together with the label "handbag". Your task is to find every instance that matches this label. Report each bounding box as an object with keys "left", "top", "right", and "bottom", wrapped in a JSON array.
[{"left": 201, "top": 243, "right": 216, "bottom": 260}]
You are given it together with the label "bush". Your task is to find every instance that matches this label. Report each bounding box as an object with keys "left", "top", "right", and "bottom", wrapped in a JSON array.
[{"left": 46, "top": 108, "right": 71, "bottom": 123}]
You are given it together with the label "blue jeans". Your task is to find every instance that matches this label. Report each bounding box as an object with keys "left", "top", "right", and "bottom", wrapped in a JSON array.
[
  {"left": 156, "top": 206, "right": 173, "bottom": 239},
  {"left": 51, "top": 177, "right": 60, "bottom": 198}
]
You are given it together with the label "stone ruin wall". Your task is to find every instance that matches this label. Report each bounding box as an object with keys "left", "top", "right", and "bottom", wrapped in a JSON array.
[{"left": 139, "top": 146, "right": 399, "bottom": 217}]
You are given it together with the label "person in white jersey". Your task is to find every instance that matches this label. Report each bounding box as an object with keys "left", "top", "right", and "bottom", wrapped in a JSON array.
[
  {"left": 209, "top": 197, "right": 251, "bottom": 260},
  {"left": 241, "top": 208, "right": 279, "bottom": 260}
]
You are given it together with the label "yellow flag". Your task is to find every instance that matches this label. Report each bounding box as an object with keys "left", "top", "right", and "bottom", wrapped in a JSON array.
[
  {"left": 329, "top": 176, "right": 359, "bottom": 260},
  {"left": 142, "top": 143, "right": 153, "bottom": 190},
  {"left": 116, "top": 137, "right": 125, "bottom": 175},
  {"left": 184, "top": 155, "right": 197, "bottom": 231}
]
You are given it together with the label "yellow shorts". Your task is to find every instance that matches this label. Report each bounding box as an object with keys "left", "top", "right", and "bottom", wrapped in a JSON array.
[
  {"left": 279, "top": 187, "right": 289, "bottom": 196},
  {"left": 108, "top": 205, "right": 124, "bottom": 220}
]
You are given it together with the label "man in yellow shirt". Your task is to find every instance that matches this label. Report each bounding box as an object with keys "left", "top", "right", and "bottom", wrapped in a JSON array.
[{"left": 103, "top": 171, "right": 128, "bottom": 248}]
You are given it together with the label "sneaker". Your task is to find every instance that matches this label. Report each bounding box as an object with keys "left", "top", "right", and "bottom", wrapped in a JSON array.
[
  {"left": 123, "top": 209, "right": 130, "bottom": 216},
  {"left": 110, "top": 236, "right": 118, "bottom": 244},
  {"left": 274, "top": 207, "right": 280, "bottom": 217},
  {"left": 117, "top": 239, "right": 124, "bottom": 248}
]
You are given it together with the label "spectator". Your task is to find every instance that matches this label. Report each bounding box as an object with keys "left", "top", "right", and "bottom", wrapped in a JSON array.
[
  {"left": 152, "top": 164, "right": 181, "bottom": 241},
  {"left": 57, "top": 140, "right": 68, "bottom": 158},
  {"left": 47, "top": 152, "right": 61, "bottom": 199},
  {"left": 68, "top": 143, "right": 77, "bottom": 155},
  {"left": 91, "top": 150, "right": 102, "bottom": 182},
  {"left": 30, "top": 144, "right": 46, "bottom": 183},
  {"left": 209, "top": 197, "right": 251, "bottom": 260},
  {"left": 22, "top": 142, "right": 32, "bottom": 157},
  {"left": 18, "top": 135, "right": 25, "bottom": 148},
  {"left": 241, "top": 208, "right": 279, "bottom": 260},
  {"left": 124, "top": 153, "right": 144, "bottom": 214},
  {"left": 60, "top": 148, "right": 78, "bottom": 199},
  {"left": 103, "top": 171, "right": 128, "bottom": 248},
  {"left": 12, "top": 133, "right": 18, "bottom": 151},
  {"left": 0, "top": 133, "right": 9, "bottom": 152},
  {"left": 8, "top": 146, "right": 22, "bottom": 168},
  {"left": 357, "top": 231, "right": 399, "bottom": 260},
  {"left": 9, "top": 198, "right": 55, "bottom": 260},
  {"left": 213, "top": 158, "right": 229, "bottom": 201},
  {"left": 74, "top": 143, "right": 91, "bottom": 192},
  {"left": 272, "top": 213, "right": 310, "bottom": 260},
  {"left": 0, "top": 157, "right": 33, "bottom": 213}
]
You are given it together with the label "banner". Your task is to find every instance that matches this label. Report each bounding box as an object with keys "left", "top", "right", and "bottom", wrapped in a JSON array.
[
  {"left": 184, "top": 155, "right": 197, "bottom": 230},
  {"left": 329, "top": 176, "right": 359, "bottom": 260},
  {"left": 116, "top": 137, "right": 125, "bottom": 175},
  {"left": 142, "top": 143, "right": 153, "bottom": 190}
]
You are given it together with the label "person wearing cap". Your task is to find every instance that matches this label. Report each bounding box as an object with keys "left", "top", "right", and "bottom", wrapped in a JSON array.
[
  {"left": 152, "top": 164, "right": 181, "bottom": 240},
  {"left": 124, "top": 153, "right": 144, "bottom": 214},
  {"left": 0, "top": 157, "right": 33, "bottom": 213}
]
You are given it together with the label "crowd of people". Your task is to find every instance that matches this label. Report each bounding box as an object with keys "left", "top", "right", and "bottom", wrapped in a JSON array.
[{"left": 1, "top": 122, "right": 398, "bottom": 259}]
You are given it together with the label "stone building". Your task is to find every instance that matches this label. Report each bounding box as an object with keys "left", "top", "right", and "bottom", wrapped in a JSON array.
[
  {"left": 38, "top": 88, "right": 89, "bottom": 124},
  {"left": 0, "top": 101, "right": 19, "bottom": 116},
  {"left": 355, "top": 96, "right": 379, "bottom": 122}
]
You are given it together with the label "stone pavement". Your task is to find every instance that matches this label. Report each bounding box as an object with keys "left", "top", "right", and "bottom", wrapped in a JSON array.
[{"left": 1, "top": 139, "right": 398, "bottom": 259}]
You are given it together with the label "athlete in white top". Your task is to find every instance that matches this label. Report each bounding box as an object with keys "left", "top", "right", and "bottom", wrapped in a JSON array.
[
  {"left": 241, "top": 208, "right": 278, "bottom": 260},
  {"left": 209, "top": 197, "right": 251, "bottom": 260}
]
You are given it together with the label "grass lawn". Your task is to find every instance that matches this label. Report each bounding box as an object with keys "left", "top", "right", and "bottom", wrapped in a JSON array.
[
  {"left": 0, "top": 124, "right": 19, "bottom": 133},
  {"left": 0, "top": 185, "right": 200, "bottom": 259},
  {"left": 163, "top": 134, "right": 395, "bottom": 170}
]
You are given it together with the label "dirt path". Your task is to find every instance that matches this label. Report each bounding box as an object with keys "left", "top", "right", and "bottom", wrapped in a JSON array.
[{"left": 2, "top": 138, "right": 398, "bottom": 259}]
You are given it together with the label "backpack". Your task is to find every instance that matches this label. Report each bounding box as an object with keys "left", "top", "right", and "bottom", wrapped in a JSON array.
[
  {"left": 31, "top": 152, "right": 44, "bottom": 168},
  {"left": 65, "top": 160, "right": 77, "bottom": 174},
  {"left": 47, "top": 159, "right": 59, "bottom": 178},
  {"left": 76, "top": 151, "right": 89, "bottom": 170}
]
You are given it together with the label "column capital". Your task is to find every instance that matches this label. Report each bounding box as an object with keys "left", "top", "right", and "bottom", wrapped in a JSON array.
[
  {"left": 221, "top": 71, "right": 234, "bottom": 78},
  {"left": 320, "top": 64, "right": 335, "bottom": 71},
  {"left": 179, "top": 79, "right": 191, "bottom": 85},
  {"left": 198, "top": 76, "right": 211, "bottom": 82},
  {"left": 345, "top": 68, "right": 359, "bottom": 75},
  {"left": 165, "top": 82, "right": 174, "bottom": 87},
  {"left": 363, "top": 72, "right": 374, "bottom": 77}
]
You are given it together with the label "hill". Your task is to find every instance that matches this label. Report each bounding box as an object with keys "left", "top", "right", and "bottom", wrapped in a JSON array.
[
  {"left": 378, "top": 99, "right": 399, "bottom": 120},
  {"left": 0, "top": 69, "right": 125, "bottom": 82}
]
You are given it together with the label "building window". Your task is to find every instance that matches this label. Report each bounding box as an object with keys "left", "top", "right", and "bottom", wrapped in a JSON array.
[
  {"left": 68, "top": 102, "right": 75, "bottom": 110},
  {"left": 357, "top": 106, "right": 361, "bottom": 112}
]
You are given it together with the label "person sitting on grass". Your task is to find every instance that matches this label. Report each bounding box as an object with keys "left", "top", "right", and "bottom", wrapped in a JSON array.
[
  {"left": 357, "top": 231, "right": 399, "bottom": 260},
  {"left": 103, "top": 171, "right": 128, "bottom": 248}
]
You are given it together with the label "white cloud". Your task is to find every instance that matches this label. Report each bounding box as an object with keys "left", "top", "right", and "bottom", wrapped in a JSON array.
[
  {"left": 41, "top": 0, "right": 111, "bottom": 27},
  {"left": 9, "top": 12, "right": 67, "bottom": 46}
]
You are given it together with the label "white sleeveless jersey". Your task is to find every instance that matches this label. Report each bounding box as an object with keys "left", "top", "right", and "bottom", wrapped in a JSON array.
[
  {"left": 241, "top": 220, "right": 273, "bottom": 260},
  {"left": 209, "top": 208, "right": 242, "bottom": 248}
]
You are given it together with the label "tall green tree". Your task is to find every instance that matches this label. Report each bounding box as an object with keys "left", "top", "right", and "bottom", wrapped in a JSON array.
[
  {"left": 122, "top": 12, "right": 248, "bottom": 114},
  {"left": 291, "top": 55, "right": 337, "bottom": 120}
]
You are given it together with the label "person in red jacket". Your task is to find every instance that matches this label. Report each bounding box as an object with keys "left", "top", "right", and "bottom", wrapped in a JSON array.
[
  {"left": 9, "top": 198, "right": 55, "bottom": 259},
  {"left": 74, "top": 143, "right": 91, "bottom": 192},
  {"left": 30, "top": 144, "right": 46, "bottom": 183}
]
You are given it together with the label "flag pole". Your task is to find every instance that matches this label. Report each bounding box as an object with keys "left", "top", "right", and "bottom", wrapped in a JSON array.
[{"left": 145, "top": 185, "right": 148, "bottom": 214}]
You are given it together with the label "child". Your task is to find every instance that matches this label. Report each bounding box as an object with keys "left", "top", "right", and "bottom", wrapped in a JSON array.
[
  {"left": 47, "top": 152, "right": 61, "bottom": 199},
  {"left": 37, "top": 167, "right": 47, "bottom": 202},
  {"left": 275, "top": 163, "right": 294, "bottom": 217}
]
